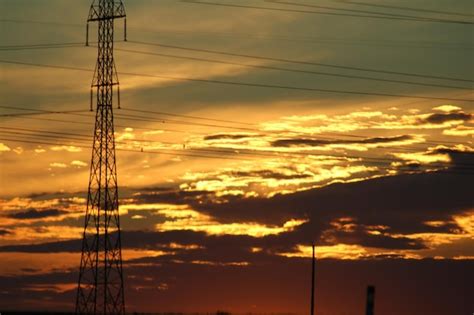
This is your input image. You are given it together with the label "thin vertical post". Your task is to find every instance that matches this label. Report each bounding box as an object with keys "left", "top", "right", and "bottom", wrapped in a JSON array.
[
  {"left": 311, "top": 242, "right": 315, "bottom": 315},
  {"left": 366, "top": 285, "right": 375, "bottom": 315}
]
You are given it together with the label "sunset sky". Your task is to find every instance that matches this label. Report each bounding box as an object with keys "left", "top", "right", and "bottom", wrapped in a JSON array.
[{"left": 0, "top": 0, "right": 473, "bottom": 314}]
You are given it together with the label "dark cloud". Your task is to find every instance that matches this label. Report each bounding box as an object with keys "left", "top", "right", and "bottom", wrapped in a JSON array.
[
  {"left": 432, "top": 148, "right": 474, "bottom": 170},
  {"left": 132, "top": 189, "right": 212, "bottom": 205},
  {"left": 204, "top": 133, "right": 258, "bottom": 141},
  {"left": 136, "top": 186, "right": 175, "bottom": 193},
  {"left": 2, "top": 151, "right": 471, "bottom": 258},
  {"left": 0, "top": 229, "right": 11, "bottom": 236},
  {"left": 422, "top": 112, "right": 472, "bottom": 124},
  {"left": 195, "top": 165, "right": 474, "bottom": 234},
  {"left": 272, "top": 135, "right": 413, "bottom": 147},
  {"left": 6, "top": 209, "right": 69, "bottom": 220},
  {"left": 0, "top": 224, "right": 429, "bottom": 260},
  {"left": 0, "top": 238, "right": 80, "bottom": 253},
  {"left": 26, "top": 191, "right": 69, "bottom": 200},
  {"left": 330, "top": 228, "right": 425, "bottom": 249}
]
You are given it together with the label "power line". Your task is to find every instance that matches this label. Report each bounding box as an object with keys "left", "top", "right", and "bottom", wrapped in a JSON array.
[
  {"left": 2, "top": 20, "right": 471, "bottom": 50},
  {"left": 1, "top": 125, "right": 473, "bottom": 168},
  {"left": 2, "top": 135, "right": 473, "bottom": 174},
  {"left": 3, "top": 38, "right": 473, "bottom": 84},
  {"left": 267, "top": 0, "right": 474, "bottom": 22},
  {"left": 0, "top": 43, "right": 85, "bottom": 51},
  {"left": 0, "top": 18, "right": 81, "bottom": 27},
  {"left": 1, "top": 104, "right": 472, "bottom": 165},
  {"left": 0, "top": 130, "right": 93, "bottom": 143},
  {"left": 129, "top": 40, "right": 474, "bottom": 84},
  {"left": 333, "top": 0, "right": 474, "bottom": 18},
  {"left": 129, "top": 28, "right": 473, "bottom": 50},
  {"left": 119, "top": 106, "right": 472, "bottom": 146},
  {"left": 0, "top": 126, "right": 227, "bottom": 149},
  {"left": 0, "top": 105, "right": 88, "bottom": 113},
  {"left": 0, "top": 125, "right": 439, "bottom": 157},
  {"left": 0, "top": 128, "right": 273, "bottom": 159},
  {"left": 0, "top": 128, "right": 184, "bottom": 148},
  {"left": 180, "top": 0, "right": 474, "bottom": 25},
  {"left": 0, "top": 112, "right": 206, "bottom": 135},
  {"left": 2, "top": 104, "right": 471, "bottom": 147},
  {"left": 1, "top": 59, "right": 473, "bottom": 102},
  {"left": 0, "top": 128, "right": 358, "bottom": 160},
  {"left": 318, "top": 132, "right": 472, "bottom": 146},
  {"left": 0, "top": 126, "right": 92, "bottom": 139},
  {"left": 3, "top": 40, "right": 470, "bottom": 89},
  {"left": 0, "top": 136, "right": 251, "bottom": 161},
  {"left": 0, "top": 42, "right": 84, "bottom": 48},
  {"left": 0, "top": 104, "right": 259, "bottom": 132},
  {"left": 119, "top": 107, "right": 252, "bottom": 126},
  {"left": 0, "top": 59, "right": 92, "bottom": 73},
  {"left": 0, "top": 104, "right": 252, "bottom": 130},
  {"left": 0, "top": 110, "right": 91, "bottom": 117},
  {"left": 0, "top": 122, "right": 457, "bottom": 157},
  {"left": 0, "top": 103, "right": 252, "bottom": 126},
  {"left": 113, "top": 46, "right": 470, "bottom": 91},
  {"left": 114, "top": 112, "right": 263, "bottom": 132}
]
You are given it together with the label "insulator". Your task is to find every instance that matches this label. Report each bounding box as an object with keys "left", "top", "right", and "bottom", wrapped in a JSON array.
[
  {"left": 117, "top": 86, "right": 121, "bottom": 109},
  {"left": 90, "top": 88, "right": 93, "bottom": 111},
  {"left": 86, "top": 23, "right": 89, "bottom": 46},
  {"left": 124, "top": 18, "right": 127, "bottom": 42}
]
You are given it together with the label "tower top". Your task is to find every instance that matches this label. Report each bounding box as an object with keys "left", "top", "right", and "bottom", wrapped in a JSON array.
[{"left": 88, "top": 0, "right": 126, "bottom": 22}]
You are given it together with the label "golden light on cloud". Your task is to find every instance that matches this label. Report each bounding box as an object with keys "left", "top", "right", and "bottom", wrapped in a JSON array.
[
  {"left": 25, "top": 283, "right": 77, "bottom": 293},
  {"left": 392, "top": 152, "right": 451, "bottom": 164},
  {"left": 168, "top": 242, "right": 203, "bottom": 250},
  {"left": 179, "top": 156, "right": 379, "bottom": 198},
  {"left": 260, "top": 108, "right": 472, "bottom": 138},
  {"left": 49, "top": 162, "right": 68, "bottom": 168},
  {"left": 279, "top": 244, "right": 369, "bottom": 260},
  {"left": 330, "top": 217, "right": 357, "bottom": 232},
  {"left": 398, "top": 232, "right": 467, "bottom": 247},
  {"left": 424, "top": 220, "right": 447, "bottom": 228},
  {"left": 189, "top": 260, "right": 250, "bottom": 267},
  {"left": 0, "top": 197, "right": 86, "bottom": 211},
  {"left": 453, "top": 211, "right": 474, "bottom": 235},
  {"left": 0, "top": 143, "right": 11, "bottom": 152},
  {"left": 0, "top": 249, "right": 169, "bottom": 276},
  {"left": 443, "top": 125, "right": 474, "bottom": 137},
  {"left": 279, "top": 244, "right": 426, "bottom": 260},
  {"left": 389, "top": 213, "right": 473, "bottom": 252},
  {"left": 250, "top": 247, "right": 263, "bottom": 253},
  {"left": 433, "top": 105, "right": 462, "bottom": 112},
  {"left": 71, "top": 160, "right": 88, "bottom": 167},
  {"left": 50, "top": 145, "right": 82, "bottom": 153},
  {"left": 142, "top": 203, "right": 308, "bottom": 237},
  {"left": 157, "top": 216, "right": 307, "bottom": 237},
  {"left": 122, "top": 202, "right": 307, "bottom": 237}
]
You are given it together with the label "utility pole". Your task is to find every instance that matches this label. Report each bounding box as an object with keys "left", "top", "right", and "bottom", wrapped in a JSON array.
[
  {"left": 76, "top": 0, "right": 127, "bottom": 314},
  {"left": 366, "top": 285, "right": 375, "bottom": 315},
  {"left": 310, "top": 242, "right": 316, "bottom": 315}
]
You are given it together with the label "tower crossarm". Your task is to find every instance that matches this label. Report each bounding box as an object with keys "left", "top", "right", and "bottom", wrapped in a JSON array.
[{"left": 88, "top": 0, "right": 126, "bottom": 22}]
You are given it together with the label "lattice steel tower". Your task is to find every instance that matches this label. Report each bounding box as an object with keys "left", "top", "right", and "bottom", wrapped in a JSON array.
[{"left": 76, "top": 0, "right": 127, "bottom": 314}]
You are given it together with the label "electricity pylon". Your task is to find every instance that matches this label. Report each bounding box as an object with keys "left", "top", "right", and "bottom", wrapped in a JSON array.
[{"left": 76, "top": 0, "right": 127, "bottom": 314}]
